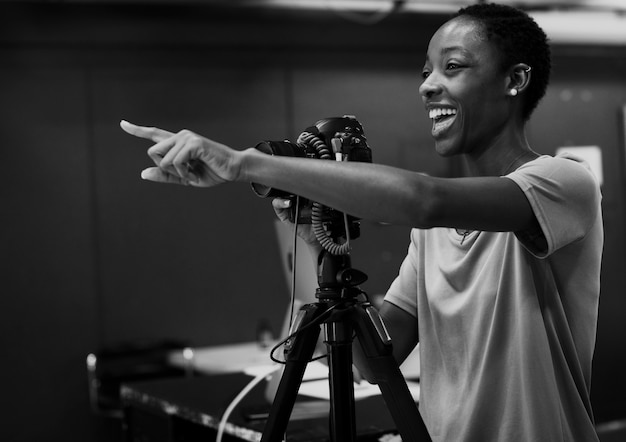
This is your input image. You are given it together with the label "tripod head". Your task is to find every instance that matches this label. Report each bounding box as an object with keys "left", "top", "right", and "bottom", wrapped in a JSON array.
[{"left": 315, "top": 241, "right": 368, "bottom": 303}]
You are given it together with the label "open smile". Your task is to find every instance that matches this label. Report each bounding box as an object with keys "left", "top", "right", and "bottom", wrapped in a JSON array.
[{"left": 429, "top": 107, "right": 457, "bottom": 138}]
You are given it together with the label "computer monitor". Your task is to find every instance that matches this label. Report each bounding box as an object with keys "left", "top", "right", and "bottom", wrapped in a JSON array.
[{"left": 265, "top": 220, "right": 320, "bottom": 402}]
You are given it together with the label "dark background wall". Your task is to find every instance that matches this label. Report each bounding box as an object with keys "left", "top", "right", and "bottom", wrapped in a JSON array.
[{"left": 1, "top": 3, "right": 625, "bottom": 441}]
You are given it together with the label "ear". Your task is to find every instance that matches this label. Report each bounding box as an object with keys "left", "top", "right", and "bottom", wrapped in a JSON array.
[{"left": 506, "top": 63, "right": 532, "bottom": 96}]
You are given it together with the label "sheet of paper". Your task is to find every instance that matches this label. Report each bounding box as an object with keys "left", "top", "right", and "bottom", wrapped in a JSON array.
[
  {"left": 297, "top": 379, "right": 420, "bottom": 402},
  {"left": 243, "top": 360, "right": 329, "bottom": 380}
]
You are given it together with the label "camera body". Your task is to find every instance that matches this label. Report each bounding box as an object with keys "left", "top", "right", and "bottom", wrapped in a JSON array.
[
  {"left": 251, "top": 116, "right": 372, "bottom": 254},
  {"left": 251, "top": 116, "right": 372, "bottom": 224}
]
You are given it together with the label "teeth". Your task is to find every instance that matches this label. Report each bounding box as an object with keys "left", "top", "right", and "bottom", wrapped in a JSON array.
[{"left": 429, "top": 108, "right": 457, "bottom": 119}]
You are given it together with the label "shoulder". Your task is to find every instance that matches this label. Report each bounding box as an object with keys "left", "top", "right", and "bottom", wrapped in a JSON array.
[
  {"left": 507, "top": 153, "right": 601, "bottom": 205},
  {"left": 509, "top": 153, "right": 599, "bottom": 189},
  {"left": 507, "top": 153, "right": 602, "bottom": 256}
]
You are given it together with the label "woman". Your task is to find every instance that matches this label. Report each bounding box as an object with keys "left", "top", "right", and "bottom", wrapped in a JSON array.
[{"left": 121, "top": 3, "right": 602, "bottom": 440}]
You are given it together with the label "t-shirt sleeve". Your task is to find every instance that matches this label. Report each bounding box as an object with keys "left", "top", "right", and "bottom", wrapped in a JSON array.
[
  {"left": 505, "top": 154, "right": 601, "bottom": 258},
  {"left": 384, "top": 231, "right": 419, "bottom": 317}
]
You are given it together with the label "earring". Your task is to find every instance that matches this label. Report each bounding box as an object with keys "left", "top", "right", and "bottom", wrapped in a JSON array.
[{"left": 509, "top": 88, "right": 518, "bottom": 96}]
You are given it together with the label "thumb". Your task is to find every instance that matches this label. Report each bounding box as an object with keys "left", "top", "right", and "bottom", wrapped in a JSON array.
[
  {"left": 140, "top": 167, "right": 185, "bottom": 185},
  {"left": 272, "top": 198, "right": 292, "bottom": 210},
  {"left": 272, "top": 198, "right": 293, "bottom": 223}
]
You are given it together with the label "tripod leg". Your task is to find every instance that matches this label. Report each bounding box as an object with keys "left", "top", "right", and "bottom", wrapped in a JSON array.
[
  {"left": 353, "top": 303, "right": 431, "bottom": 441},
  {"left": 325, "top": 318, "right": 357, "bottom": 441},
  {"left": 260, "top": 303, "right": 323, "bottom": 442}
]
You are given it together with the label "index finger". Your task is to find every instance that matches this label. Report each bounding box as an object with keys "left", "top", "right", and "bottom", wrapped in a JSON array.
[{"left": 120, "top": 120, "right": 175, "bottom": 143}]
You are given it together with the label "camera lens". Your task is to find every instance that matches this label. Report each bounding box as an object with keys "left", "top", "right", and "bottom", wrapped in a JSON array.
[{"left": 250, "top": 140, "right": 305, "bottom": 198}]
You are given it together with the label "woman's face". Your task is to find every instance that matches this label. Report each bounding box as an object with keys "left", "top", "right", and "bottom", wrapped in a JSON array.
[{"left": 419, "top": 17, "right": 512, "bottom": 157}]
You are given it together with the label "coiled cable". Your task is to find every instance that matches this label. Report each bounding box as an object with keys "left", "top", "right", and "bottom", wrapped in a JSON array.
[{"left": 296, "top": 131, "right": 351, "bottom": 256}]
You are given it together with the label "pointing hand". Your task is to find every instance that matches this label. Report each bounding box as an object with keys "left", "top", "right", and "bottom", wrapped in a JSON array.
[{"left": 121, "top": 120, "right": 242, "bottom": 187}]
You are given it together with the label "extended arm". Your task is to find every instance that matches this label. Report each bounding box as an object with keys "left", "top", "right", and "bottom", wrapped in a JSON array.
[
  {"left": 121, "top": 121, "right": 536, "bottom": 233},
  {"left": 242, "top": 149, "right": 535, "bottom": 231}
]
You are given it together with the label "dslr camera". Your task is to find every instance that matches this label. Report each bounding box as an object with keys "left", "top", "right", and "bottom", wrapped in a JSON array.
[{"left": 251, "top": 115, "right": 372, "bottom": 255}]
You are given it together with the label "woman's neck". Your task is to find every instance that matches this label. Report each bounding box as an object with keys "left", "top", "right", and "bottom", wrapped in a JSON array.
[{"left": 463, "top": 126, "right": 537, "bottom": 177}]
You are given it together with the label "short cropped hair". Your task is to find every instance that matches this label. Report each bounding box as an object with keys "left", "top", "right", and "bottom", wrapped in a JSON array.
[{"left": 454, "top": 3, "right": 551, "bottom": 121}]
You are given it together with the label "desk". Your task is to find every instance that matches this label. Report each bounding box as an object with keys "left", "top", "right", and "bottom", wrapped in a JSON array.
[
  {"left": 167, "top": 341, "right": 421, "bottom": 379},
  {"left": 121, "top": 373, "right": 403, "bottom": 442}
]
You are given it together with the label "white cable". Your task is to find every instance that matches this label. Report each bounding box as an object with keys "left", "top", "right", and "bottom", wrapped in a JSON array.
[
  {"left": 215, "top": 364, "right": 283, "bottom": 442},
  {"left": 289, "top": 197, "right": 301, "bottom": 331}
]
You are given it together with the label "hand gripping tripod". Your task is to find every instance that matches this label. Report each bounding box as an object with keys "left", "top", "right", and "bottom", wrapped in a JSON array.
[{"left": 260, "top": 249, "right": 431, "bottom": 442}]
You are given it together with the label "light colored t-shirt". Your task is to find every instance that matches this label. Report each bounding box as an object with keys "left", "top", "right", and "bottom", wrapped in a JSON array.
[{"left": 385, "top": 154, "right": 603, "bottom": 441}]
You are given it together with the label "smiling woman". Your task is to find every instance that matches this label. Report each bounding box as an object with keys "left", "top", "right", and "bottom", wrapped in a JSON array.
[
  {"left": 122, "top": 3, "right": 603, "bottom": 441},
  {"left": 418, "top": 8, "right": 544, "bottom": 162}
]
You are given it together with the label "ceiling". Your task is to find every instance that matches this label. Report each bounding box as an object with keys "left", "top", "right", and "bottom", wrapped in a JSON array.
[
  {"left": 8, "top": 0, "right": 626, "bottom": 45},
  {"left": 238, "top": 0, "right": 626, "bottom": 13},
  {"left": 232, "top": 0, "right": 626, "bottom": 45},
  {"left": 18, "top": 0, "right": 626, "bottom": 10}
]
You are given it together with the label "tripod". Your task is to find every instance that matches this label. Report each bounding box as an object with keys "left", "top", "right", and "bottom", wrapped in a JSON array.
[{"left": 260, "top": 250, "right": 431, "bottom": 442}]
